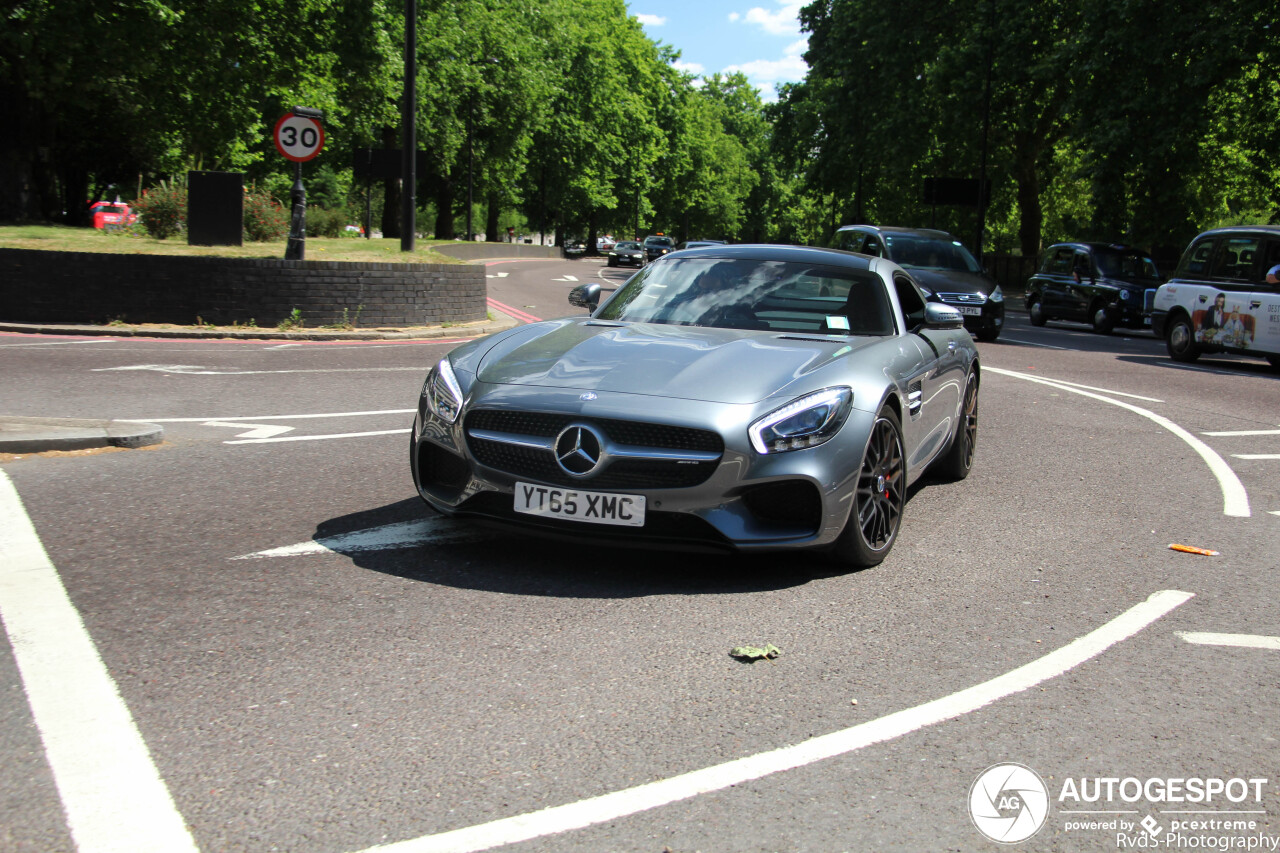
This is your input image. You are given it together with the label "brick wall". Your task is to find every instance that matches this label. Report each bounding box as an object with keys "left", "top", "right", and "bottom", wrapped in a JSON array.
[{"left": 0, "top": 249, "right": 487, "bottom": 328}]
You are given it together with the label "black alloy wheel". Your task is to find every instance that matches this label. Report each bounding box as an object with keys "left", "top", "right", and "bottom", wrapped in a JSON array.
[
  {"left": 936, "top": 371, "right": 978, "bottom": 480},
  {"left": 1028, "top": 298, "right": 1047, "bottom": 327},
  {"left": 1091, "top": 301, "right": 1115, "bottom": 334},
  {"left": 1166, "top": 313, "right": 1200, "bottom": 362},
  {"left": 832, "top": 408, "right": 905, "bottom": 567}
]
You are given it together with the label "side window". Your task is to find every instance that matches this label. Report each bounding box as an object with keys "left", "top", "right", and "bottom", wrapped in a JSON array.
[
  {"left": 1074, "top": 252, "right": 1092, "bottom": 278},
  {"left": 834, "top": 231, "right": 860, "bottom": 252},
  {"left": 893, "top": 273, "right": 926, "bottom": 331},
  {"left": 1261, "top": 240, "right": 1280, "bottom": 293},
  {"left": 1210, "top": 237, "right": 1259, "bottom": 281},
  {"left": 1176, "top": 238, "right": 1217, "bottom": 278},
  {"left": 864, "top": 237, "right": 883, "bottom": 257},
  {"left": 1046, "top": 248, "right": 1073, "bottom": 274}
]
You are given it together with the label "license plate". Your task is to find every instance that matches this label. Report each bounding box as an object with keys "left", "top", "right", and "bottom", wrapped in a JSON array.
[
  {"left": 514, "top": 482, "right": 646, "bottom": 527},
  {"left": 956, "top": 306, "right": 982, "bottom": 316}
]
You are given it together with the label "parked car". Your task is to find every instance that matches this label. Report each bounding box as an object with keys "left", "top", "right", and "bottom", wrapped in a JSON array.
[
  {"left": 88, "top": 201, "right": 136, "bottom": 229},
  {"left": 1024, "top": 242, "right": 1161, "bottom": 333},
  {"left": 1150, "top": 225, "right": 1280, "bottom": 369},
  {"left": 607, "top": 240, "right": 645, "bottom": 267},
  {"left": 410, "top": 244, "right": 979, "bottom": 568},
  {"left": 831, "top": 225, "right": 1004, "bottom": 341},
  {"left": 564, "top": 240, "right": 586, "bottom": 256},
  {"left": 643, "top": 234, "right": 675, "bottom": 262},
  {"left": 597, "top": 235, "right": 616, "bottom": 252}
]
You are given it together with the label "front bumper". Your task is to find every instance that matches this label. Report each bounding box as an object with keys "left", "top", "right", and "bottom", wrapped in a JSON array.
[{"left": 410, "top": 387, "right": 876, "bottom": 553}]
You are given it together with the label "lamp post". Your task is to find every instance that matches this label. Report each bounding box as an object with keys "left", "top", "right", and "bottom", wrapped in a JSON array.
[{"left": 401, "top": 0, "right": 417, "bottom": 252}]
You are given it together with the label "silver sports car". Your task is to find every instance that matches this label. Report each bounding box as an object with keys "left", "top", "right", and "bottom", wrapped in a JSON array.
[{"left": 411, "top": 244, "right": 979, "bottom": 567}]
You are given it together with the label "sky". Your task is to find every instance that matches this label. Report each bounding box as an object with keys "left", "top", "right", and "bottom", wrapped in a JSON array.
[{"left": 629, "top": 1, "right": 809, "bottom": 102}]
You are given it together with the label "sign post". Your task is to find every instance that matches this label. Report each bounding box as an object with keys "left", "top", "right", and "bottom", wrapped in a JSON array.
[{"left": 274, "top": 107, "right": 325, "bottom": 260}]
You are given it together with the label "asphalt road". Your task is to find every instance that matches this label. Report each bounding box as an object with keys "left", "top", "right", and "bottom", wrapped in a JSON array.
[{"left": 2, "top": 256, "right": 1278, "bottom": 853}]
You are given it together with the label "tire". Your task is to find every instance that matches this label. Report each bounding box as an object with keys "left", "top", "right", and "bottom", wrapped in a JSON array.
[
  {"left": 935, "top": 370, "right": 978, "bottom": 481},
  {"left": 607, "top": 257, "right": 617, "bottom": 267},
  {"left": 1028, "top": 298, "right": 1047, "bottom": 327},
  {"left": 831, "top": 408, "right": 905, "bottom": 568},
  {"left": 1091, "top": 301, "right": 1115, "bottom": 334},
  {"left": 1268, "top": 354, "right": 1280, "bottom": 371},
  {"left": 1166, "top": 313, "right": 1200, "bottom": 362},
  {"left": 975, "top": 327, "right": 1000, "bottom": 342}
]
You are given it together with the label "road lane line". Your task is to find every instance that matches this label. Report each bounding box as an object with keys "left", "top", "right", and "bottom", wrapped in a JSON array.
[
  {"left": 0, "top": 471, "right": 197, "bottom": 853},
  {"left": 1203, "top": 429, "right": 1280, "bottom": 436},
  {"left": 94, "top": 364, "right": 422, "bottom": 375},
  {"left": 232, "top": 517, "right": 483, "bottom": 559},
  {"left": 225, "top": 428, "right": 409, "bottom": 445},
  {"left": 992, "top": 337, "right": 1071, "bottom": 350},
  {"left": 359, "top": 590, "right": 1194, "bottom": 853},
  {"left": 1232, "top": 454, "right": 1280, "bottom": 460},
  {"left": 1001, "top": 375, "right": 1163, "bottom": 403},
  {"left": 1177, "top": 632, "right": 1280, "bottom": 650},
  {"left": 140, "top": 408, "right": 416, "bottom": 423},
  {"left": 486, "top": 298, "right": 541, "bottom": 324},
  {"left": 988, "top": 367, "right": 1250, "bottom": 517}
]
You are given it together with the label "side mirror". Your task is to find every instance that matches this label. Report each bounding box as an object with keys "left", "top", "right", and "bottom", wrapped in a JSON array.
[
  {"left": 568, "top": 282, "right": 602, "bottom": 311},
  {"left": 922, "top": 302, "right": 964, "bottom": 329}
]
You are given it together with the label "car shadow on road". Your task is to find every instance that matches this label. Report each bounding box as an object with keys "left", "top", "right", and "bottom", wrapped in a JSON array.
[{"left": 311, "top": 498, "right": 863, "bottom": 598}]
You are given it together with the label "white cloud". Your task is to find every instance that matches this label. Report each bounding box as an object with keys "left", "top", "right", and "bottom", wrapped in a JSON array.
[
  {"left": 635, "top": 13, "right": 666, "bottom": 26},
  {"left": 728, "top": 12, "right": 741, "bottom": 22},
  {"left": 725, "top": 51, "right": 808, "bottom": 84},
  {"left": 742, "top": 2, "right": 804, "bottom": 37},
  {"left": 672, "top": 59, "right": 705, "bottom": 76}
]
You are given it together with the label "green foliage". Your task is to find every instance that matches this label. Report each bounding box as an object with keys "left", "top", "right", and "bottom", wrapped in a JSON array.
[
  {"left": 243, "top": 189, "right": 289, "bottom": 242},
  {"left": 134, "top": 181, "right": 188, "bottom": 240},
  {"left": 306, "top": 205, "right": 352, "bottom": 238},
  {"left": 277, "top": 308, "right": 305, "bottom": 332}
]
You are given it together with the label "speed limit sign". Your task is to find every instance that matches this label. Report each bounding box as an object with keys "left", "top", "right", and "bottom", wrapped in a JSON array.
[{"left": 273, "top": 113, "right": 325, "bottom": 162}]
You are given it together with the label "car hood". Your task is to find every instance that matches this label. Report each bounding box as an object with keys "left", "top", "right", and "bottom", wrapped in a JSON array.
[
  {"left": 473, "top": 319, "right": 876, "bottom": 405},
  {"left": 906, "top": 267, "right": 993, "bottom": 295}
]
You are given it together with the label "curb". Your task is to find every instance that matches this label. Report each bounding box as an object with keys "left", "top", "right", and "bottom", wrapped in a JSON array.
[
  {"left": 0, "top": 417, "right": 165, "bottom": 454},
  {"left": 0, "top": 314, "right": 520, "bottom": 342}
]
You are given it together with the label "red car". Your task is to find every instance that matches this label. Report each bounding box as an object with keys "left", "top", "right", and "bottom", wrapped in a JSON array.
[{"left": 88, "top": 201, "right": 136, "bottom": 229}]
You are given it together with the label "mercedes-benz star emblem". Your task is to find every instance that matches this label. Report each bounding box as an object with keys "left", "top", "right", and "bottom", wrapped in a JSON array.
[{"left": 554, "top": 424, "right": 605, "bottom": 476}]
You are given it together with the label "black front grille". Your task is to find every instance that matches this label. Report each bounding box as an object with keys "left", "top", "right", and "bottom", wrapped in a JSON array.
[{"left": 464, "top": 409, "right": 723, "bottom": 489}]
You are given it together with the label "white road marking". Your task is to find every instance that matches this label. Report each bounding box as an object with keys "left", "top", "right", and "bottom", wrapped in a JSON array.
[
  {"left": 1002, "top": 376, "right": 1162, "bottom": 403},
  {"left": 1203, "top": 428, "right": 1280, "bottom": 436},
  {"left": 94, "top": 364, "right": 421, "bottom": 376},
  {"left": 358, "top": 590, "right": 1193, "bottom": 853},
  {"left": 485, "top": 272, "right": 509, "bottom": 278},
  {"left": 232, "top": 517, "right": 483, "bottom": 559},
  {"left": 552, "top": 275, "right": 579, "bottom": 282},
  {"left": 1177, "top": 632, "right": 1280, "bottom": 650},
  {"left": 988, "top": 367, "right": 1250, "bottom": 517},
  {"left": 994, "top": 337, "right": 1071, "bottom": 350},
  {"left": 226, "top": 428, "right": 409, "bottom": 445},
  {"left": 141, "top": 408, "right": 415, "bottom": 423},
  {"left": 1231, "top": 454, "right": 1280, "bottom": 460},
  {"left": 202, "top": 421, "right": 295, "bottom": 439},
  {"left": 0, "top": 471, "right": 198, "bottom": 853}
]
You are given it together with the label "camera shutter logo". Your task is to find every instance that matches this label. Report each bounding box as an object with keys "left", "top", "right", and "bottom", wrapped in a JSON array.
[{"left": 969, "top": 763, "right": 1050, "bottom": 844}]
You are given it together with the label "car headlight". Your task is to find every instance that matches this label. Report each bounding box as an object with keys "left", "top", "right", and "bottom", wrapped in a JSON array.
[
  {"left": 423, "top": 358, "right": 464, "bottom": 424},
  {"left": 988, "top": 285, "right": 1004, "bottom": 303},
  {"left": 1119, "top": 289, "right": 1132, "bottom": 301},
  {"left": 749, "top": 387, "right": 853, "bottom": 454}
]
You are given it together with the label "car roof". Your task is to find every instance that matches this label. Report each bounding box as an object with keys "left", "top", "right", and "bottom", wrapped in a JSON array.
[
  {"left": 1191, "top": 225, "right": 1280, "bottom": 239},
  {"left": 664, "top": 243, "right": 875, "bottom": 271},
  {"left": 834, "top": 225, "right": 958, "bottom": 240},
  {"left": 1046, "top": 241, "right": 1152, "bottom": 253}
]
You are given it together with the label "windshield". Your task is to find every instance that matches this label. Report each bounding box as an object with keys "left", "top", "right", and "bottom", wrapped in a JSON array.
[
  {"left": 644, "top": 237, "right": 674, "bottom": 248},
  {"left": 596, "top": 257, "right": 895, "bottom": 336},
  {"left": 614, "top": 242, "right": 641, "bottom": 250},
  {"left": 1093, "top": 247, "right": 1160, "bottom": 281},
  {"left": 883, "top": 235, "right": 982, "bottom": 273}
]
